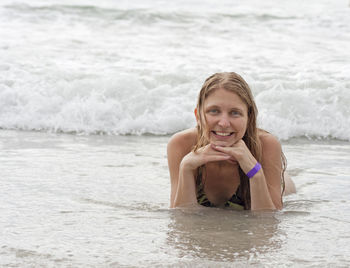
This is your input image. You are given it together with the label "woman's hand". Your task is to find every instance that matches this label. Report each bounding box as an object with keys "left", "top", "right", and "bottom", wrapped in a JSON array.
[
  {"left": 212, "top": 140, "right": 257, "bottom": 174},
  {"left": 181, "top": 144, "right": 232, "bottom": 172}
]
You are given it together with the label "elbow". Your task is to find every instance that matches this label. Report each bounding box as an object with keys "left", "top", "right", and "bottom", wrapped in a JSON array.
[
  {"left": 273, "top": 198, "right": 283, "bottom": 210},
  {"left": 275, "top": 203, "right": 283, "bottom": 210},
  {"left": 172, "top": 196, "right": 198, "bottom": 209}
]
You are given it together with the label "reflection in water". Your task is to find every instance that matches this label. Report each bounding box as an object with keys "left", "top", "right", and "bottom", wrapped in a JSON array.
[{"left": 167, "top": 208, "right": 283, "bottom": 262}]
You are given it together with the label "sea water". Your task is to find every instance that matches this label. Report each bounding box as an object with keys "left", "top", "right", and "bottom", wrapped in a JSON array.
[
  {"left": 1, "top": 0, "right": 350, "bottom": 266},
  {"left": 1, "top": 131, "right": 350, "bottom": 267},
  {"left": 1, "top": 0, "right": 350, "bottom": 139}
]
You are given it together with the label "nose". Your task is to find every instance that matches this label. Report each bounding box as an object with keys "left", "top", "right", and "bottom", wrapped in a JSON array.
[{"left": 218, "top": 114, "right": 230, "bottom": 128}]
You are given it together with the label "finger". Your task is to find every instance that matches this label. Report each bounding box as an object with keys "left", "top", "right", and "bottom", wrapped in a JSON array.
[
  {"left": 205, "top": 155, "right": 231, "bottom": 163},
  {"left": 211, "top": 141, "right": 230, "bottom": 147},
  {"left": 228, "top": 156, "right": 237, "bottom": 162},
  {"left": 234, "top": 139, "right": 245, "bottom": 146},
  {"left": 203, "top": 149, "right": 231, "bottom": 158},
  {"left": 206, "top": 150, "right": 231, "bottom": 158},
  {"left": 195, "top": 146, "right": 231, "bottom": 165},
  {"left": 205, "top": 145, "right": 228, "bottom": 155},
  {"left": 195, "top": 144, "right": 210, "bottom": 154},
  {"left": 212, "top": 145, "right": 234, "bottom": 154},
  {"left": 206, "top": 148, "right": 233, "bottom": 158},
  {"left": 227, "top": 158, "right": 238, "bottom": 164}
]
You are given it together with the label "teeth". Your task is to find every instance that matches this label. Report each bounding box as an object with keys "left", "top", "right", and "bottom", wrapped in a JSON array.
[{"left": 215, "top": 132, "right": 231, "bottom": 136}]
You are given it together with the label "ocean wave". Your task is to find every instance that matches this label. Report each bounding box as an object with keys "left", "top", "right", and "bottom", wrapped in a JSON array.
[
  {"left": 0, "top": 73, "right": 197, "bottom": 135},
  {"left": 2, "top": 3, "right": 301, "bottom": 26},
  {"left": 0, "top": 72, "right": 349, "bottom": 141},
  {"left": 1, "top": 0, "right": 349, "bottom": 141}
]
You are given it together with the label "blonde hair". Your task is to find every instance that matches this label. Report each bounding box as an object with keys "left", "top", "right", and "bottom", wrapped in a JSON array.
[{"left": 193, "top": 72, "right": 285, "bottom": 209}]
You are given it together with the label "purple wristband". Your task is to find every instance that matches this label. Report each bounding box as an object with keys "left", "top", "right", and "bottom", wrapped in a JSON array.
[{"left": 246, "top": 162, "right": 261, "bottom": 179}]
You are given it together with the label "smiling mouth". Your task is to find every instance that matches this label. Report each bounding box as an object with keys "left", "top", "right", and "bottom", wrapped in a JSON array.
[{"left": 212, "top": 131, "right": 234, "bottom": 137}]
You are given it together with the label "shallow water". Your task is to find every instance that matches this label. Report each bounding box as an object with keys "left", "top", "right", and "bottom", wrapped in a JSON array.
[{"left": 1, "top": 130, "right": 349, "bottom": 267}]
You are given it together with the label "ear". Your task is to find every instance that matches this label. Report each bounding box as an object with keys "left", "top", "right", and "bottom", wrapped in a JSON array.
[{"left": 194, "top": 108, "right": 199, "bottom": 123}]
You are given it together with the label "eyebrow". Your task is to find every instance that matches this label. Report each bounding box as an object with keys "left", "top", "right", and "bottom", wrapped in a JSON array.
[
  {"left": 205, "top": 105, "right": 219, "bottom": 109},
  {"left": 205, "top": 105, "right": 244, "bottom": 113}
]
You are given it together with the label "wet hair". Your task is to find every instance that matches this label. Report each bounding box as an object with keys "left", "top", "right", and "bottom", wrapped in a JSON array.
[{"left": 193, "top": 72, "right": 286, "bottom": 209}]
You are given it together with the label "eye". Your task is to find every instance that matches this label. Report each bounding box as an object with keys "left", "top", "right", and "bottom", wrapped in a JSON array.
[
  {"left": 208, "top": 108, "right": 219, "bottom": 114},
  {"left": 230, "top": 110, "right": 242, "bottom": 116}
]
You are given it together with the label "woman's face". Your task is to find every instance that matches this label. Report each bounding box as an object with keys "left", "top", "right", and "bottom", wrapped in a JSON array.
[{"left": 202, "top": 88, "right": 248, "bottom": 147}]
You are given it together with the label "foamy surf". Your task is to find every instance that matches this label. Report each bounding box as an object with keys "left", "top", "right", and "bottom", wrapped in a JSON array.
[{"left": 1, "top": 0, "right": 349, "bottom": 140}]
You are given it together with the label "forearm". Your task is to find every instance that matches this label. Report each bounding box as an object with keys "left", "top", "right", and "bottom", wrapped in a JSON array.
[
  {"left": 238, "top": 155, "right": 276, "bottom": 210},
  {"left": 173, "top": 163, "right": 198, "bottom": 208},
  {"left": 238, "top": 154, "right": 279, "bottom": 210},
  {"left": 249, "top": 170, "right": 277, "bottom": 210}
]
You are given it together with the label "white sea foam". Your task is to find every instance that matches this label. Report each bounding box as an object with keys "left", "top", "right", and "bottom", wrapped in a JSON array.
[{"left": 0, "top": 0, "right": 349, "bottom": 140}]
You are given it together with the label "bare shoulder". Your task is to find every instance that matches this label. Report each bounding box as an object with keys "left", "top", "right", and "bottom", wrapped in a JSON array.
[
  {"left": 258, "top": 130, "right": 282, "bottom": 157},
  {"left": 167, "top": 128, "right": 197, "bottom": 155},
  {"left": 167, "top": 129, "right": 198, "bottom": 208}
]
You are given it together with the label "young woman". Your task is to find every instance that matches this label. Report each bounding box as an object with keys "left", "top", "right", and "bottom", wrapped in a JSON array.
[{"left": 167, "top": 72, "right": 295, "bottom": 210}]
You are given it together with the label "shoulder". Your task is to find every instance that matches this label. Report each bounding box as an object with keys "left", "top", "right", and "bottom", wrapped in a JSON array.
[
  {"left": 167, "top": 128, "right": 197, "bottom": 155},
  {"left": 258, "top": 130, "right": 282, "bottom": 157}
]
